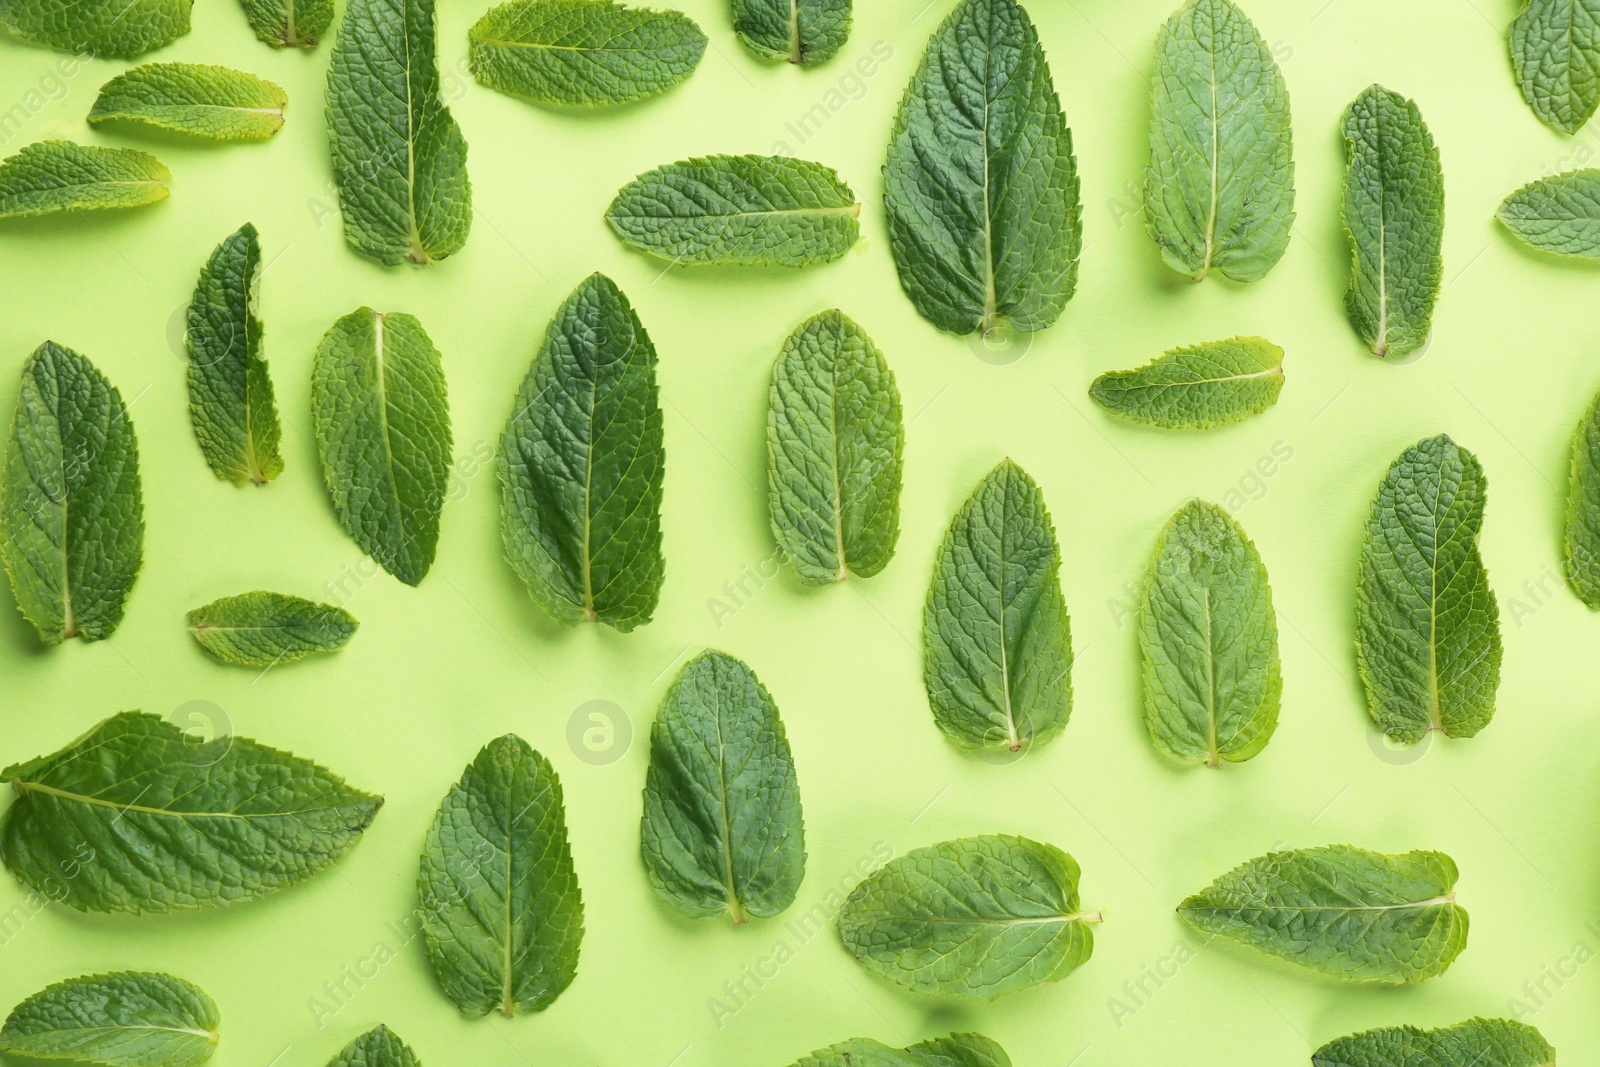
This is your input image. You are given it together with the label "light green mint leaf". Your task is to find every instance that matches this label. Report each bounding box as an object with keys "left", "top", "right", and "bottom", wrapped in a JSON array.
[
  {"left": 732, "top": 0, "right": 849, "bottom": 65},
  {"left": 837, "top": 834, "right": 1099, "bottom": 999},
  {"left": 0, "top": 0, "right": 189, "bottom": 57},
  {"left": 419, "top": 735, "right": 583, "bottom": 1017},
  {"left": 185, "top": 223, "right": 283, "bottom": 485},
  {"left": 312, "top": 309, "right": 452, "bottom": 587},
  {"left": 1567, "top": 389, "right": 1600, "bottom": 606},
  {"left": 326, "top": 0, "right": 471, "bottom": 265},
  {"left": 500, "top": 273, "right": 664, "bottom": 631},
  {"left": 88, "top": 64, "right": 286, "bottom": 140},
  {"left": 923, "top": 460, "right": 1071, "bottom": 753},
  {"left": 326, "top": 1026, "right": 419, "bottom": 1067},
  {"left": 1, "top": 342, "right": 143, "bottom": 644},
  {"left": 0, "top": 972, "right": 218, "bottom": 1067},
  {"left": 1140, "top": 500, "right": 1279, "bottom": 767},
  {"left": 885, "top": 0, "right": 1080, "bottom": 337},
  {"left": 1089, "top": 336, "right": 1283, "bottom": 430},
  {"left": 767, "top": 310, "right": 903, "bottom": 584},
  {"left": 0, "top": 711, "right": 383, "bottom": 913},
  {"left": 1314, "top": 1018, "right": 1555, "bottom": 1067},
  {"left": 1497, "top": 169, "right": 1600, "bottom": 259},
  {"left": 642, "top": 650, "right": 806, "bottom": 923},
  {"left": 1355, "top": 434, "right": 1501, "bottom": 744},
  {"left": 186, "top": 591, "right": 357, "bottom": 668},
  {"left": 469, "top": 0, "right": 707, "bottom": 107},
  {"left": 788, "top": 1039, "right": 918, "bottom": 1067},
  {"left": 1510, "top": 0, "right": 1600, "bottom": 134},
  {"left": 1341, "top": 85, "right": 1444, "bottom": 359},
  {"left": 606, "top": 154, "right": 860, "bottom": 267},
  {"left": 0, "top": 141, "right": 169, "bottom": 219},
  {"left": 240, "top": 0, "right": 332, "bottom": 47},
  {"left": 903, "top": 1035, "right": 1010, "bottom": 1067},
  {"left": 1145, "top": 0, "right": 1294, "bottom": 282},
  {"left": 1178, "top": 845, "right": 1467, "bottom": 983}
]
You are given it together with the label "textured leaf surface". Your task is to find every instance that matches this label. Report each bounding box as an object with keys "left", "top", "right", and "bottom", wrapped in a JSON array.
[
  {"left": 240, "top": 0, "right": 331, "bottom": 46},
  {"left": 1510, "top": 0, "right": 1600, "bottom": 134},
  {"left": 1178, "top": 845, "right": 1467, "bottom": 983},
  {"left": 327, "top": 1026, "right": 419, "bottom": 1067},
  {"left": 327, "top": 0, "right": 471, "bottom": 265},
  {"left": 924, "top": 460, "right": 1071, "bottom": 752},
  {"left": 837, "top": 834, "right": 1098, "bottom": 999},
  {"left": 732, "top": 0, "right": 849, "bottom": 65},
  {"left": 607, "top": 155, "right": 859, "bottom": 267},
  {"left": 312, "top": 309, "right": 452, "bottom": 587},
  {"left": 903, "top": 1034, "right": 1011, "bottom": 1067},
  {"left": 1355, "top": 434, "right": 1501, "bottom": 744},
  {"left": 419, "top": 735, "right": 583, "bottom": 1017},
  {"left": 1314, "top": 1018, "right": 1555, "bottom": 1067},
  {"left": 1144, "top": 0, "right": 1294, "bottom": 282},
  {"left": 642, "top": 650, "right": 805, "bottom": 922},
  {"left": 0, "top": 972, "right": 218, "bottom": 1067},
  {"left": 0, "top": 711, "right": 382, "bottom": 913},
  {"left": 1089, "top": 337, "right": 1283, "bottom": 430},
  {"left": 1341, "top": 85, "right": 1443, "bottom": 359},
  {"left": 1567, "top": 388, "right": 1600, "bottom": 606},
  {"left": 0, "top": 142, "right": 168, "bottom": 219},
  {"left": 1140, "top": 501, "right": 1279, "bottom": 767},
  {"left": 185, "top": 223, "right": 283, "bottom": 485},
  {"left": 186, "top": 591, "right": 357, "bottom": 668},
  {"left": 884, "top": 0, "right": 1080, "bottom": 336},
  {"left": 469, "top": 0, "right": 706, "bottom": 106},
  {"left": 1, "top": 342, "right": 142, "bottom": 644},
  {"left": 767, "top": 310, "right": 902, "bottom": 584},
  {"left": 500, "top": 273, "right": 664, "bottom": 631},
  {"left": 89, "top": 63, "right": 286, "bottom": 140},
  {"left": 0, "top": 0, "right": 189, "bottom": 56},
  {"left": 1498, "top": 169, "right": 1600, "bottom": 259}
]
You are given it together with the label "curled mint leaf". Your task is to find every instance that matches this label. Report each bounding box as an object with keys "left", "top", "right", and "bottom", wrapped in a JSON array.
[
  {"left": 186, "top": 591, "right": 357, "bottom": 668},
  {"left": 732, "top": 0, "right": 850, "bottom": 65},
  {"left": 0, "top": 141, "right": 168, "bottom": 219},
  {"left": 240, "top": 0, "right": 332, "bottom": 46},
  {"left": 1089, "top": 336, "right": 1283, "bottom": 430},
  {"left": 0, "top": 0, "right": 189, "bottom": 57},
  {"left": 0, "top": 972, "right": 218, "bottom": 1067},
  {"left": 1314, "top": 1018, "right": 1555, "bottom": 1067},
  {"left": 88, "top": 63, "right": 287, "bottom": 140},
  {"left": 1567, "top": 388, "right": 1600, "bottom": 606},
  {"left": 1510, "top": 0, "right": 1600, "bottom": 134},
  {"left": 1497, "top": 169, "right": 1600, "bottom": 260}
]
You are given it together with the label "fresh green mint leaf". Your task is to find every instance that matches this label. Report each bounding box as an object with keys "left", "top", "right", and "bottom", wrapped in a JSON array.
[
  {"left": 0, "top": 972, "right": 218, "bottom": 1067},
  {"left": 186, "top": 591, "right": 357, "bottom": 668},
  {"left": 1510, "top": 0, "right": 1600, "bottom": 134},
  {"left": 0, "top": 0, "right": 189, "bottom": 57},
  {"left": 89, "top": 63, "right": 286, "bottom": 140},
  {"left": 732, "top": 0, "right": 849, "bottom": 65},
  {"left": 1314, "top": 1018, "right": 1555, "bottom": 1067},
  {"left": 326, "top": 1026, "right": 419, "bottom": 1067},
  {"left": 240, "top": 0, "right": 332, "bottom": 46},
  {"left": 1497, "top": 169, "right": 1600, "bottom": 259},
  {"left": 0, "top": 141, "right": 169, "bottom": 219},
  {"left": 904, "top": 1035, "right": 1010, "bottom": 1067},
  {"left": 1567, "top": 389, "right": 1600, "bottom": 606},
  {"left": 1089, "top": 336, "right": 1283, "bottom": 430}
]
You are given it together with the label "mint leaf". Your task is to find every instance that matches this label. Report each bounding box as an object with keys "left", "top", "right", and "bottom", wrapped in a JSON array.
[
  {"left": 0, "top": 141, "right": 168, "bottom": 219},
  {"left": 1, "top": 711, "right": 382, "bottom": 913},
  {"left": 732, "top": 0, "right": 850, "bottom": 65},
  {"left": 924, "top": 460, "right": 1071, "bottom": 753},
  {"left": 606, "top": 154, "right": 860, "bottom": 267},
  {"left": 1145, "top": 0, "right": 1294, "bottom": 282},
  {"left": 469, "top": 0, "right": 706, "bottom": 106},
  {"left": 186, "top": 591, "right": 357, "bottom": 668},
  {"left": 327, "top": 0, "right": 471, "bottom": 265},
  {"left": 0, "top": 972, "right": 218, "bottom": 1067},
  {"left": 240, "top": 0, "right": 331, "bottom": 46},
  {"left": 837, "top": 834, "right": 1099, "bottom": 999},
  {"left": 500, "top": 273, "right": 664, "bottom": 631},
  {"left": 419, "top": 735, "right": 583, "bottom": 1017},
  {"left": 1568, "top": 389, "right": 1600, "bottom": 606},
  {"left": 1510, "top": 0, "right": 1600, "bottom": 134},
  {"left": 0, "top": 0, "right": 189, "bottom": 57},
  {"left": 904, "top": 1035, "right": 1009, "bottom": 1067},
  {"left": 1355, "top": 434, "right": 1501, "bottom": 744},
  {"left": 186, "top": 223, "right": 283, "bottom": 485},
  {"left": 1178, "top": 845, "right": 1467, "bottom": 983},
  {"left": 885, "top": 0, "right": 1080, "bottom": 336},
  {"left": 767, "top": 310, "right": 903, "bottom": 584},
  {"left": 312, "top": 309, "right": 452, "bottom": 587},
  {"left": 1089, "top": 336, "right": 1283, "bottom": 430},
  {"left": 1341, "top": 85, "right": 1444, "bottom": 359},
  {"left": 326, "top": 1027, "right": 418, "bottom": 1067},
  {"left": 642, "top": 650, "right": 806, "bottom": 923},
  {"left": 88, "top": 63, "right": 286, "bottom": 140},
  {"left": 1497, "top": 169, "right": 1600, "bottom": 259},
  {"left": 790, "top": 1040, "right": 917, "bottom": 1067},
  {"left": 1, "top": 342, "right": 143, "bottom": 644},
  {"left": 1140, "top": 500, "right": 1279, "bottom": 767},
  {"left": 1314, "top": 1018, "right": 1555, "bottom": 1067}
]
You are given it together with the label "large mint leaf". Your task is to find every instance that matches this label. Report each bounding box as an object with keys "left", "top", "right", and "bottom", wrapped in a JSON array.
[
  {"left": 732, "top": 0, "right": 849, "bottom": 65},
  {"left": 0, "top": 142, "right": 168, "bottom": 219},
  {"left": 326, "top": 0, "right": 471, "bottom": 265},
  {"left": 1178, "top": 845, "right": 1467, "bottom": 983},
  {"left": 1497, "top": 169, "right": 1600, "bottom": 259},
  {"left": 0, "top": 711, "right": 382, "bottom": 913},
  {"left": 186, "top": 591, "right": 357, "bottom": 668},
  {"left": 240, "top": 0, "right": 331, "bottom": 46},
  {"left": 642, "top": 650, "right": 805, "bottom": 923},
  {"left": 1140, "top": 500, "right": 1279, "bottom": 767},
  {"left": 1314, "top": 1018, "right": 1555, "bottom": 1067},
  {"left": 1145, "top": 0, "right": 1294, "bottom": 282},
  {"left": 607, "top": 155, "right": 859, "bottom": 268},
  {"left": 1089, "top": 336, "right": 1283, "bottom": 430},
  {"left": 0, "top": 972, "right": 218, "bottom": 1067},
  {"left": 1568, "top": 389, "right": 1600, "bottom": 606},
  {"left": 1, "top": 342, "right": 142, "bottom": 644},
  {"left": 885, "top": 0, "right": 1079, "bottom": 337},
  {"left": 1341, "top": 85, "right": 1444, "bottom": 359},
  {"left": 419, "top": 735, "right": 583, "bottom": 1017},
  {"left": 837, "top": 834, "right": 1099, "bottom": 999},
  {"left": 89, "top": 64, "right": 286, "bottom": 140},
  {"left": 500, "top": 273, "right": 663, "bottom": 631},
  {"left": 0, "top": 0, "right": 188, "bottom": 57},
  {"left": 1510, "top": 0, "right": 1600, "bottom": 134},
  {"left": 904, "top": 1035, "right": 1009, "bottom": 1067},
  {"left": 923, "top": 460, "right": 1071, "bottom": 753},
  {"left": 185, "top": 223, "right": 283, "bottom": 485},
  {"left": 1355, "top": 434, "right": 1501, "bottom": 744},
  {"left": 470, "top": 0, "right": 706, "bottom": 106},
  {"left": 327, "top": 1027, "right": 419, "bottom": 1067},
  {"left": 767, "top": 310, "right": 902, "bottom": 585},
  {"left": 311, "top": 309, "right": 452, "bottom": 587}
]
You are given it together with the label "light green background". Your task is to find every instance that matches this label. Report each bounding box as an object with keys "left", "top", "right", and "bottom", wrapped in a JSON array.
[{"left": 0, "top": 0, "right": 1595, "bottom": 1062}]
